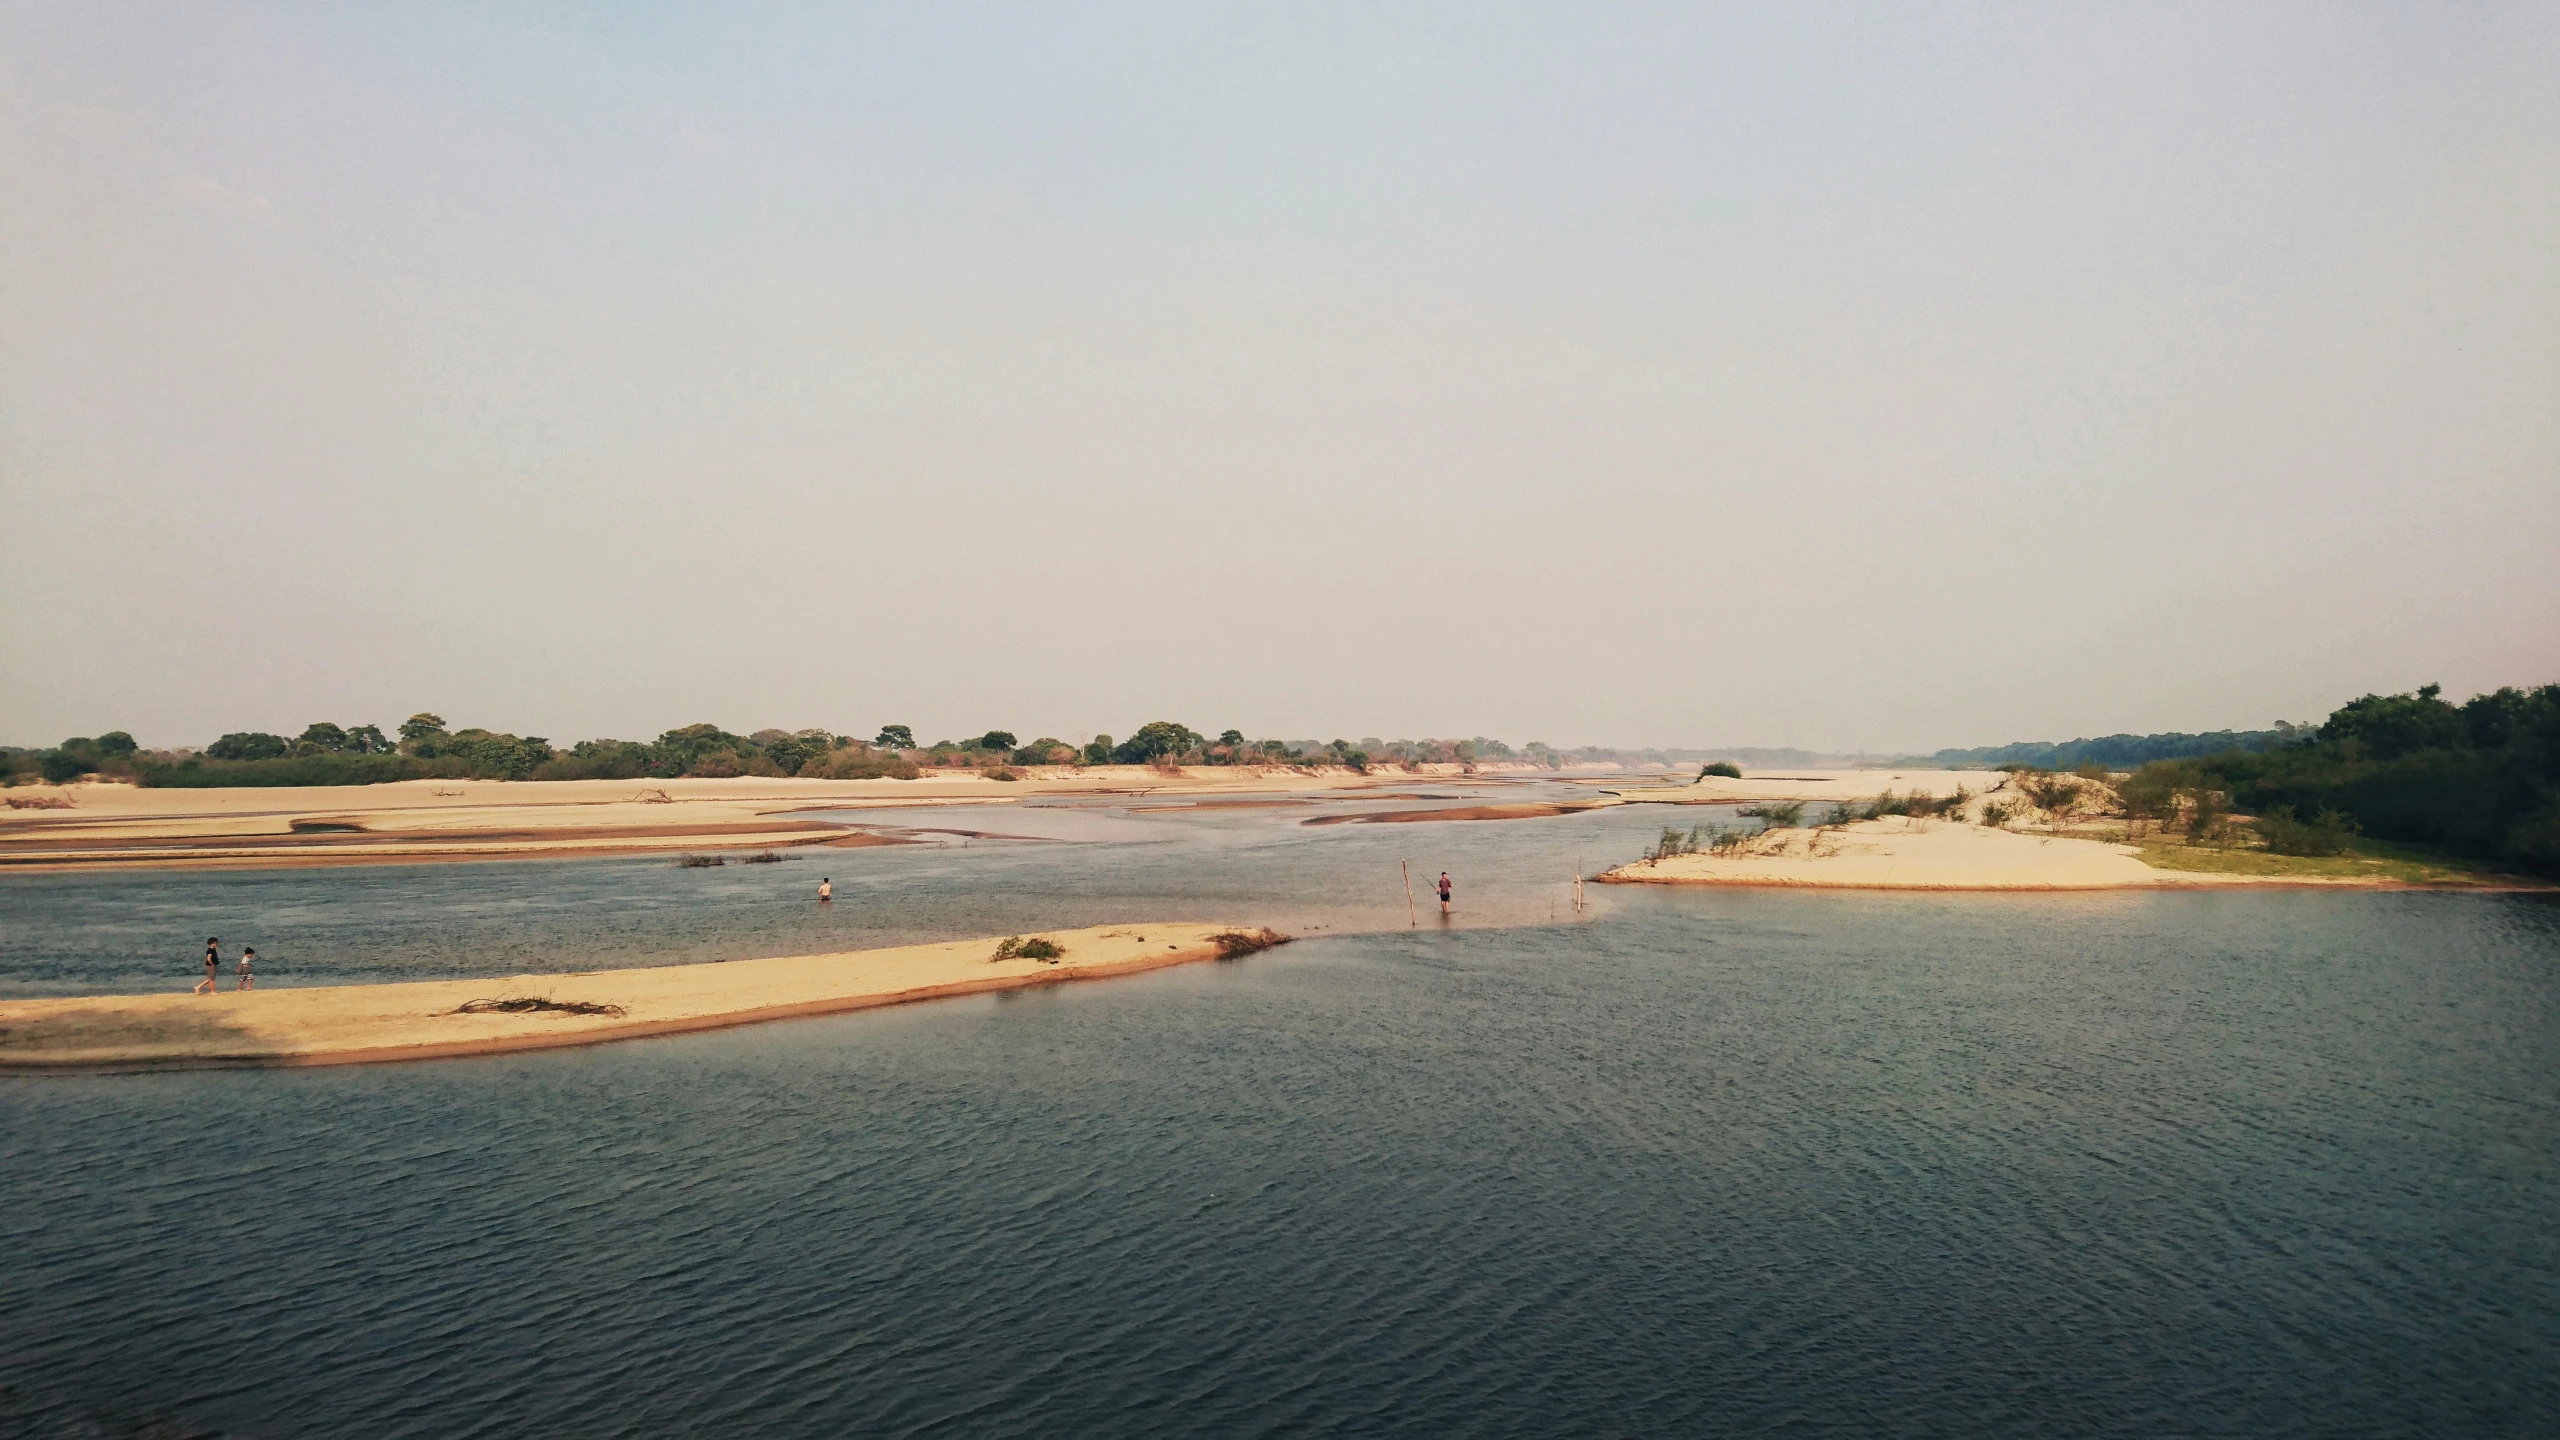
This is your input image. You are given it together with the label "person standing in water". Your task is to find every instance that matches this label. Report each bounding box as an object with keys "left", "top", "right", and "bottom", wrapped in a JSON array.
[
  {"left": 236, "top": 947, "right": 256, "bottom": 991},
  {"left": 196, "top": 937, "right": 221, "bottom": 994},
  {"left": 1437, "top": 871, "right": 1453, "bottom": 916},
  {"left": 818, "top": 877, "right": 833, "bottom": 902}
]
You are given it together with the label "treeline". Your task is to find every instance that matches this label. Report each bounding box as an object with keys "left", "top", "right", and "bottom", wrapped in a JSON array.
[
  {"left": 2121, "top": 684, "right": 2558, "bottom": 875},
  {"left": 6, "top": 713, "right": 1572, "bottom": 788},
  {"left": 1, "top": 731, "right": 144, "bottom": 785},
  {"left": 1927, "top": 725, "right": 2310, "bottom": 771}
]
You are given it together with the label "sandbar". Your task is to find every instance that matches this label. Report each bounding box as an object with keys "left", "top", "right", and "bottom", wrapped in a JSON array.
[
  {"left": 1599, "top": 817, "right": 2354, "bottom": 891},
  {"left": 1598, "top": 768, "right": 2005, "bottom": 806},
  {"left": 0, "top": 923, "right": 1277, "bottom": 1072},
  {"left": 0, "top": 768, "right": 1419, "bottom": 871}
]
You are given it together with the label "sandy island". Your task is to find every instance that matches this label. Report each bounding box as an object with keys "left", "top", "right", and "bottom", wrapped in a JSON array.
[
  {"left": 0, "top": 923, "right": 1281, "bottom": 1072},
  {"left": 1603, "top": 817, "right": 2386, "bottom": 890}
]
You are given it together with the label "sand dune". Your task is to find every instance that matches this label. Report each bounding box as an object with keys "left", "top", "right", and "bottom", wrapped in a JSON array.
[{"left": 0, "top": 923, "right": 1276, "bottom": 1071}]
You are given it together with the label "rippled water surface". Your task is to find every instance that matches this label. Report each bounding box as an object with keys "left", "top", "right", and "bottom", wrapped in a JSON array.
[{"left": 3, "top": 796, "right": 2556, "bottom": 1436}]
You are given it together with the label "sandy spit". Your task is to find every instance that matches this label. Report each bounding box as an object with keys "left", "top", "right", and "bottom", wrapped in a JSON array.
[
  {"left": 0, "top": 923, "right": 1273, "bottom": 1072},
  {"left": 1597, "top": 817, "right": 2353, "bottom": 891}
]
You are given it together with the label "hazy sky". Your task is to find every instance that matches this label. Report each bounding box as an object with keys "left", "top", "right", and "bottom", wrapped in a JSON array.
[{"left": 4, "top": 3, "right": 2554, "bottom": 753}]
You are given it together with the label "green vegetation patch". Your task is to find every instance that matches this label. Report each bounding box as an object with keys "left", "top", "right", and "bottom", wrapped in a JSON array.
[{"left": 2130, "top": 833, "right": 2539, "bottom": 887}]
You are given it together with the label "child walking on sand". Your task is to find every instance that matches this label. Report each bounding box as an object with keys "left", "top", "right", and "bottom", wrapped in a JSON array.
[
  {"left": 237, "top": 947, "right": 255, "bottom": 991},
  {"left": 196, "top": 938, "right": 221, "bottom": 994}
]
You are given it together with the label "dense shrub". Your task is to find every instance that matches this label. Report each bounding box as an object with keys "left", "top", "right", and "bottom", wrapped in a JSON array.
[
  {"left": 2255, "top": 805, "right": 2359, "bottom": 857},
  {"left": 140, "top": 755, "right": 476, "bottom": 787},
  {"left": 207, "top": 732, "right": 290, "bottom": 761}
]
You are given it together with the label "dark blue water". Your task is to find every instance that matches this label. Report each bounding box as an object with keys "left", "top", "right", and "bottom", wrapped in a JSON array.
[{"left": 4, "top": 801, "right": 2557, "bottom": 1436}]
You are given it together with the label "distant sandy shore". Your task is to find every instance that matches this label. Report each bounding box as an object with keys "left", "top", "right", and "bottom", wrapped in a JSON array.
[
  {"left": 0, "top": 923, "right": 1273, "bottom": 1071},
  {"left": 0, "top": 768, "right": 1422, "bottom": 871},
  {"left": 1595, "top": 769, "right": 2007, "bottom": 806},
  {"left": 1598, "top": 817, "right": 2365, "bottom": 891}
]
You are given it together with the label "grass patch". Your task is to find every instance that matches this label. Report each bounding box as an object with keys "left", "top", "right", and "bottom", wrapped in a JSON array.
[
  {"left": 2130, "top": 832, "right": 2539, "bottom": 887},
  {"left": 993, "top": 935, "right": 1066, "bottom": 962}
]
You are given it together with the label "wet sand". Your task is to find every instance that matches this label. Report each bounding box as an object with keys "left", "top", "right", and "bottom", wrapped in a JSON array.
[{"left": 0, "top": 923, "right": 1275, "bottom": 1071}]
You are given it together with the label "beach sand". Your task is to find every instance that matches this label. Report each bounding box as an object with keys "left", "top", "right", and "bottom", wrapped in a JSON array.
[
  {"left": 1598, "top": 817, "right": 2338, "bottom": 890},
  {"left": 0, "top": 923, "right": 1275, "bottom": 1071}
]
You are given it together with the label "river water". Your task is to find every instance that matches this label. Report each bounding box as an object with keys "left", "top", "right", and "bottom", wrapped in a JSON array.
[{"left": 3, "top": 788, "right": 2555, "bottom": 1436}]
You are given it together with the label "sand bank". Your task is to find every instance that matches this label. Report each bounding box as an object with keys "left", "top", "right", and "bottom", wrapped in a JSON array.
[
  {"left": 1306, "top": 770, "right": 2014, "bottom": 827},
  {"left": 1305, "top": 802, "right": 1607, "bottom": 825},
  {"left": 1597, "top": 817, "right": 2347, "bottom": 890},
  {"left": 0, "top": 767, "right": 1411, "bottom": 870},
  {"left": 0, "top": 923, "right": 1278, "bottom": 1071},
  {"left": 1597, "top": 769, "right": 2008, "bottom": 807}
]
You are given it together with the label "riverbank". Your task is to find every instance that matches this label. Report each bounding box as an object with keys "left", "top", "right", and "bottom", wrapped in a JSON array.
[
  {"left": 0, "top": 768, "right": 1418, "bottom": 870},
  {"left": 0, "top": 923, "right": 1280, "bottom": 1071},
  {"left": 1595, "top": 817, "right": 2547, "bottom": 891}
]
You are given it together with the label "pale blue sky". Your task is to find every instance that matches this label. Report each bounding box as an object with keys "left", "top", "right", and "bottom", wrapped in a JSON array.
[{"left": 4, "top": 2, "right": 2554, "bottom": 751}]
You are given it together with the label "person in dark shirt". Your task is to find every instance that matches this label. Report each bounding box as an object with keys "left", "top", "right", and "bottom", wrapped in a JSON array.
[{"left": 196, "top": 938, "right": 221, "bottom": 994}]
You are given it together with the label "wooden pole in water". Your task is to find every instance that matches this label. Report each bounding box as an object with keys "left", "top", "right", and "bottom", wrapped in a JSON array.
[{"left": 1402, "top": 859, "right": 1416, "bottom": 927}]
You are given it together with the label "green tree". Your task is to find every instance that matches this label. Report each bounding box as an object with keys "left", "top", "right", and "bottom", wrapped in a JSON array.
[
  {"left": 1114, "top": 722, "right": 1199, "bottom": 764},
  {"left": 344, "top": 724, "right": 389, "bottom": 755},
  {"left": 977, "top": 730, "right": 1017, "bottom": 752},
  {"left": 761, "top": 734, "right": 820, "bottom": 776},
  {"left": 398, "top": 714, "right": 449, "bottom": 754},
  {"left": 875, "top": 724, "right": 915, "bottom": 750},
  {"left": 1085, "top": 735, "right": 1114, "bottom": 764},
  {"left": 2318, "top": 684, "right": 2465, "bottom": 760},
  {"left": 295, "top": 722, "right": 350, "bottom": 754},
  {"left": 39, "top": 749, "right": 97, "bottom": 782},
  {"left": 653, "top": 724, "right": 748, "bottom": 775},
  {"left": 209, "top": 732, "right": 290, "bottom": 761}
]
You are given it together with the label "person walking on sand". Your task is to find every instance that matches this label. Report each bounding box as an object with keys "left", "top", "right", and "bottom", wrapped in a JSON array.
[
  {"left": 196, "top": 937, "right": 221, "bottom": 994},
  {"left": 818, "top": 877, "right": 833, "bottom": 902},
  {"left": 236, "top": 947, "right": 256, "bottom": 991},
  {"left": 1437, "top": 871, "right": 1453, "bottom": 916}
]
